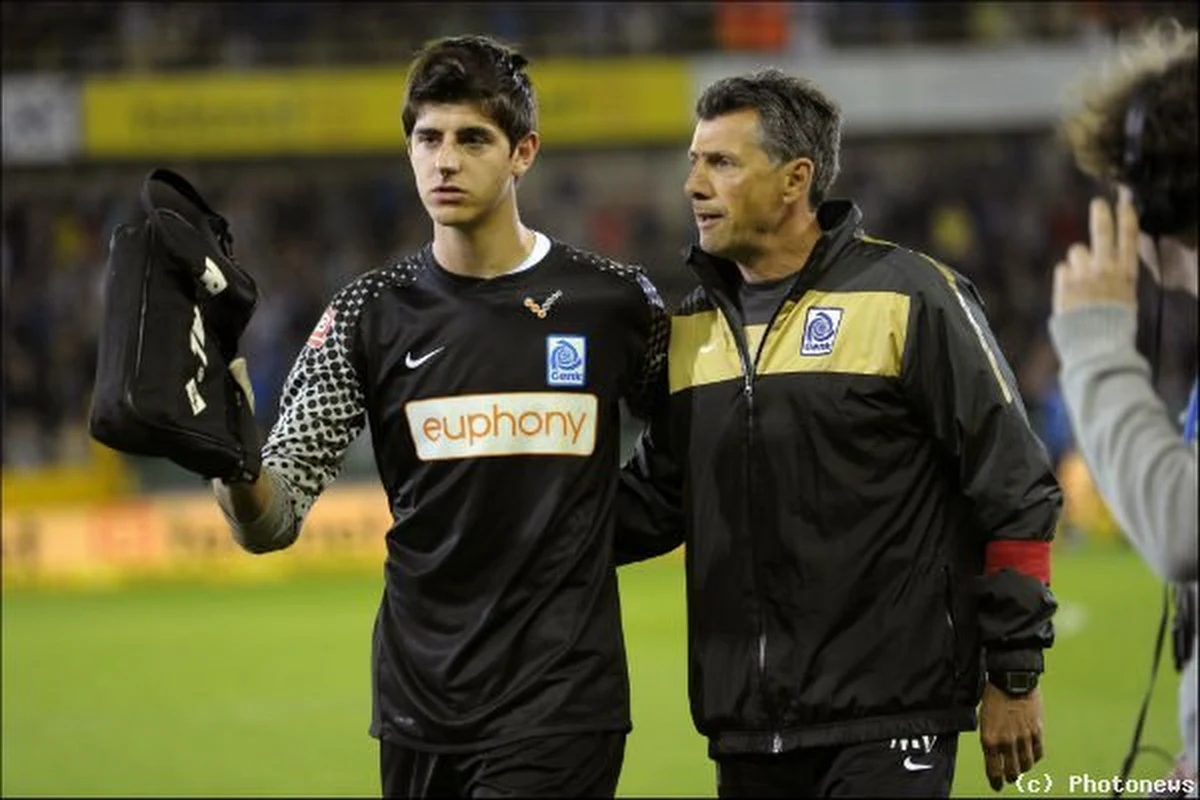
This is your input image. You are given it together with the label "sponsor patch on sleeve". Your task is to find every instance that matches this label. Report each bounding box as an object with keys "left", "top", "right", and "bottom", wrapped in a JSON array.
[{"left": 307, "top": 307, "right": 337, "bottom": 349}]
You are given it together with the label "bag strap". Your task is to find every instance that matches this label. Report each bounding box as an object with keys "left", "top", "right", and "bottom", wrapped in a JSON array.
[
  {"left": 140, "top": 168, "right": 217, "bottom": 217},
  {"left": 139, "top": 168, "right": 234, "bottom": 252}
]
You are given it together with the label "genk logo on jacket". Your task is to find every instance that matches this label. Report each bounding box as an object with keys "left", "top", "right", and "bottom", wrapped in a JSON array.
[
  {"left": 547, "top": 335, "right": 587, "bottom": 386},
  {"left": 800, "top": 307, "right": 844, "bottom": 356}
]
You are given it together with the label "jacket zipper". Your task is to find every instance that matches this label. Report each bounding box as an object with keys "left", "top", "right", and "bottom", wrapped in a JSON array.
[
  {"left": 719, "top": 289, "right": 797, "bottom": 754},
  {"left": 705, "top": 290, "right": 778, "bottom": 746},
  {"left": 746, "top": 383, "right": 782, "bottom": 756},
  {"left": 691, "top": 240, "right": 828, "bottom": 755},
  {"left": 750, "top": 286, "right": 798, "bottom": 757}
]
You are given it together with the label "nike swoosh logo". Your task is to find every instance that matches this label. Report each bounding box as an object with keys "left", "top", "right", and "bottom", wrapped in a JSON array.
[
  {"left": 405, "top": 347, "right": 444, "bottom": 369},
  {"left": 902, "top": 756, "right": 934, "bottom": 772}
]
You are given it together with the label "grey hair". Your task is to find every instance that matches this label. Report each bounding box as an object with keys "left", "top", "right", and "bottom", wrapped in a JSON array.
[{"left": 696, "top": 68, "right": 843, "bottom": 206}]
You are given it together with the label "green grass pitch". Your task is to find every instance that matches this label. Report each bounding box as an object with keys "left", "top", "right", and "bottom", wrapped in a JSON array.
[{"left": 2, "top": 544, "right": 1183, "bottom": 797}]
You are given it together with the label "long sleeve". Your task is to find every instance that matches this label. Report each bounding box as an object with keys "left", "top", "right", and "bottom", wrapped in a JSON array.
[
  {"left": 214, "top": 465, "right": 300, "bottom": 553},
  {"left": 612, "top": 273, "right": 685, "bottom": 565},
  {"left": 903, "top": 263, "right": 1062, "bottom": 672},
  {"left": 615, "top": 359, "right": 686, "bottom": 566},
  {"left": 224, "top": 289, "right": 370, "bottom": 552},
  {"left": 1049, "top": 304, "right": 1198, "bottom": 582},
  {"left": 623, "top": 271, "right": 670, "bottom": 421}
]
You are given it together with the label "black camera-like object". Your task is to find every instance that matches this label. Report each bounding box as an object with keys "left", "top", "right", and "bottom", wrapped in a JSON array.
[{"left": 1123, "top": 84, "right": 1198, "bottom": 238}]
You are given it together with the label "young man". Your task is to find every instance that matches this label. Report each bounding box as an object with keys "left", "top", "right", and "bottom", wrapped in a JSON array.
[
  {"left": 1050, "top": 21, "right": 1197, "bottom": 790},
  {"left": 212, "top": 35, "right": 667, "bottom": 798},
  {"left": 616, "top": 69, "right": 1062, "bottom": 797}
]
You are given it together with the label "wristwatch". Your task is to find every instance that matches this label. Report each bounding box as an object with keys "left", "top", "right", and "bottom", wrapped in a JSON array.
[{"left": 988, "top": 670, "right": 1040, "bottom": 697}]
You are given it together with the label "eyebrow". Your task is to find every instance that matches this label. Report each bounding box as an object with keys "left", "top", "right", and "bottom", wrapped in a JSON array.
[
  {"left": 412, "top": 125, "right": 497, "bottom": 139},
  {"left": 688, "top": 149, "right": 736, "bottom": 162}
]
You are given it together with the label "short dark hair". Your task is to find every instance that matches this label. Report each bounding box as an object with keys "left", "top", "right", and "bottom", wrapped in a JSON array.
[
  {"left": 696, "top": 69, "right": 843, "bottom": 207},
  {"left": 401, "top": 35, "right": 537, "bottom": 151},
  {"left": 1059, "top": 20, "right": 1197, "bottom": 238}
]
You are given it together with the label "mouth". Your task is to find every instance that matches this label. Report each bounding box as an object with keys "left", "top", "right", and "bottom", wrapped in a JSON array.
[
  {"left": 432, "top": 187, "right": 467, "bottom": 201},
  {"left": 695, "top": 211, "right": 723, "bottom": 229}
]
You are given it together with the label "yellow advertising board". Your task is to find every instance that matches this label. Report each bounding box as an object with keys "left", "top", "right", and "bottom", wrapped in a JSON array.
[
  {"left": 529, "top": 59, "right": 692, "bottom": 146},
  {"left": 1, "top": 441, "right": 136, "bottom": 511},
  {"left": 81, "top": 60, "right": 692, "bottom": 159},
  {"left": 83, "top": 68, "right": 409, "bottom": 159},
  {"left": 1, "top": 482, "right": 392, "bottom": 589}
]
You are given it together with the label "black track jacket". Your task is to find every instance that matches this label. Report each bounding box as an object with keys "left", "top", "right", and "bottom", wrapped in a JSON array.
[{"left": 616, "top": 201, "right": 1062, "bottom": 756}]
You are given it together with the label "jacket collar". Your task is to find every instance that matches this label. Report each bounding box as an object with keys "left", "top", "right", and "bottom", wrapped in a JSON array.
[{"left": 685, "top": 199, "right": 864, "bottom": 302}]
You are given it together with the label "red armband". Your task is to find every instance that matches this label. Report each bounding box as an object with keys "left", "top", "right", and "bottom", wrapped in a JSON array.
[{"left": 984, "top": 540, "right": 1050, "bottom": 584}]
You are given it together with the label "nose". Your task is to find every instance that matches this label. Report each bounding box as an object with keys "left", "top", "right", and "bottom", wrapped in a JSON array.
[
  {"left": 435, "top": 143, "right": 461, "bottom": 175},
  {"left": 685, "top": 164, "right": 709, "bottom": 201}
]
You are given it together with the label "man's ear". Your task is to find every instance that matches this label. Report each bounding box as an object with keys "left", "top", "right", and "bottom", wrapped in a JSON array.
[
  {"left": 782, "top": 157, "right": 814, "bottom": 207},
  {"left": 512, "top": 131, "right": 540, "bottom": 179}
]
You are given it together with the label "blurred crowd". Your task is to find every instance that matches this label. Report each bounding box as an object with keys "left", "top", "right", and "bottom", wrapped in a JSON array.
[
  {"left": 3, "top": 1, "right": 1198, "bottom": 516},
  {"left": 5, "top": 132, "right": 1197, "bottom": 477},
  {"left": 2, "top": 1, "right": 1198, "bottom": 73}
]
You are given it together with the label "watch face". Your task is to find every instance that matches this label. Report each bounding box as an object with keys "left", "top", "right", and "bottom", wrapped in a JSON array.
[
  {"left": 990, "top": 671, "right": 1037, "bottom": 694},
  {"left": 1007, "top": 673, "right": 1037, "bottom": 693}
]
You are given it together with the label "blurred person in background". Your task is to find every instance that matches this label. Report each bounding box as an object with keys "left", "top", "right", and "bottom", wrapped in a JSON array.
[
  {"left": 1050, "top": 20, "right": 1198, "bottom": 791},
  {"left": 615, "top": 68, "right": 1062, "bottom": 797},
  {"left": 210, "top": 34, "right": 667, "bottom": 797}
]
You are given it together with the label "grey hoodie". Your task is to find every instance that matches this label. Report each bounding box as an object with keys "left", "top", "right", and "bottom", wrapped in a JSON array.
[{"left": 1049, "top": 303, "right": 1197, "bottom": 778}]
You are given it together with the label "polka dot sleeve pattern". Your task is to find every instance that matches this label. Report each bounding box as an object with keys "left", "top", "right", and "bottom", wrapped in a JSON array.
[{"left": 260, "top": 268, "right": 395, "bottom": 531}]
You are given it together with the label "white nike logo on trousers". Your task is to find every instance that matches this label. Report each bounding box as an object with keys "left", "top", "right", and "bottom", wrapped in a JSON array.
[
  {"left": 902, "top": 756, "right": 934, "bottom": 771},
  {"left": 405, "top": 347, "right": 444, "bottom": 369}
]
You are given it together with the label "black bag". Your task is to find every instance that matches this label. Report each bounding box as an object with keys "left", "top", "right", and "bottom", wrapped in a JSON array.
[{"left": 89, "top": 168, "right": 261, "bottom": 483}]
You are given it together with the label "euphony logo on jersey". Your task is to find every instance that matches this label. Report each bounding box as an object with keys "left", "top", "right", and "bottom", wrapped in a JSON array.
[
  {"left": 546, "top": 335, "right": 587, "bottom": 386},
  {"left": 405, "top": 392, "right": 597, "bottom": 461}
]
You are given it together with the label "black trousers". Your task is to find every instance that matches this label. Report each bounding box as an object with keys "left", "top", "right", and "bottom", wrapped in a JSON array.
[
  {"left": 716, "top": 734, "right": 959, "bottom": 798},
  {"left": 380, "top": 731, "right": 626, "bottom": 798}
]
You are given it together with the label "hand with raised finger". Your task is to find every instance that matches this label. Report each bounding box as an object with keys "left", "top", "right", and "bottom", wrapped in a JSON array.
[
  {"left": 1052, "top": 188, "right": 1141, "bottom": 315},
  {"left": 979, "top": 682, "right": 1046, "bottom": 792}
]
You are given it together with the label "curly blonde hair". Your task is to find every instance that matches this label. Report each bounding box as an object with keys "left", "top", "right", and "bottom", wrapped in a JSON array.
[{"left": 1059, "top": 19, "right": 1197, "bottom": 212}]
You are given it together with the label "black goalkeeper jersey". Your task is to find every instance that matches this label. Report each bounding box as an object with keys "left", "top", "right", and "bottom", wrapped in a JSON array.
[{"left": 259, "top": 236, "right": 667, "bottom": 752}]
